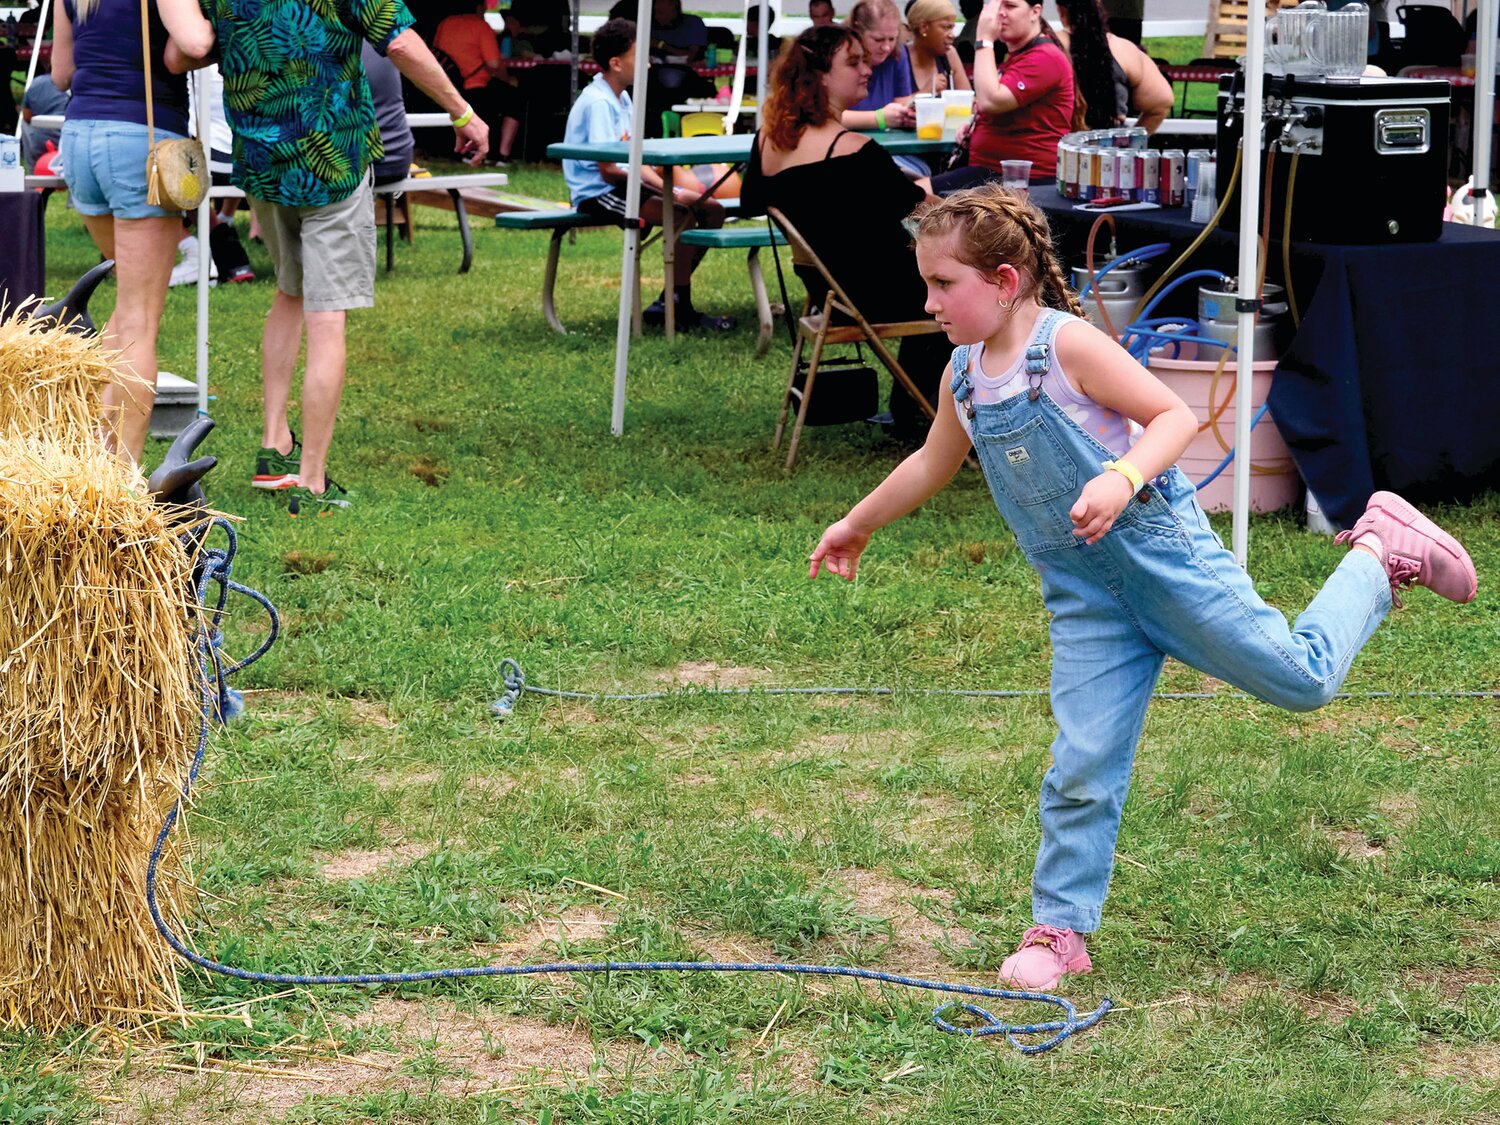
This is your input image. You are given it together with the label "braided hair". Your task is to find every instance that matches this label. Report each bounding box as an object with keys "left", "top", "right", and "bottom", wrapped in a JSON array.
[{"left": 912, "top": 184, "right": 1084, "bottom": 318}]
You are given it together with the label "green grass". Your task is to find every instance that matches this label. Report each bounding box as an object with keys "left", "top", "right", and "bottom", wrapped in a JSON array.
[{"left": 4, "top": 163, "right": 1498, "bottom": 1123}]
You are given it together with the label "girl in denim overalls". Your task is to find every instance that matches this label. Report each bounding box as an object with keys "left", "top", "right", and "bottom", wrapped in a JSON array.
[{"left": 809, "top": 185, "right": 1477, "bottom": 991}]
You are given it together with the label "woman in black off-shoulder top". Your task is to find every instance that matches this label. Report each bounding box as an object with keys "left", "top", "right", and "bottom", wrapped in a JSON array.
[{"left": 740, "top": 25, "right": 948, "bottom": 440}]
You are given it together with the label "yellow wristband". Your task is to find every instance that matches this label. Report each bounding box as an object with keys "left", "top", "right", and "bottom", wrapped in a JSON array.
[
  {"left": 1102, "top": 459, "right": 1145, "bottom": 493},
  {"left": 451, "top": 104, "right": 474, "bottom": 128}
]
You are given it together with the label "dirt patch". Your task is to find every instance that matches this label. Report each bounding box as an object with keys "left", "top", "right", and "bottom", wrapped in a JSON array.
[
  {"left": 1402, "top": 964, "right": 1498, "bottom": 998},
  {"left": 466, "top": 774, "right": 521, "bottom": 798},
  {"left": 1417, "top": 1044, "right": 1500, "bottom": 1084},
  {"left": 372, "top": 769, "right": 443, "bottom": 792},
  {"left": 472, "top": 905, "right": 621, "bottom": 962},
  {"left": 94, "top": 997, "right": 643, "bottom": 1123},
  {"left": 835, "top": 869, "right": 974, "bottom": 971},
  {"left": 1325, "top": 828, "right": 1387, "bottom": 861},
  {"left": 348, "top": 699, "right": 398, "bottom": 730},
  {"left": 319, "top": 843, "right": 428, "bottom": 882},
  {"left": 1217, "top": 974, "right": 1361, "bottom": 1022},
  {"left": 657, "top": 662, "right": 769, "bottom": 689},
  {"left": 1379, "top": 793, "right": 1421, "bottom": 828}
]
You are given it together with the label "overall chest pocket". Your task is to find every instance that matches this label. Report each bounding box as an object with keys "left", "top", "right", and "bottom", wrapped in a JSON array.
[{"left": 976, "top": 417, "right": 1079, "bottom": 507}]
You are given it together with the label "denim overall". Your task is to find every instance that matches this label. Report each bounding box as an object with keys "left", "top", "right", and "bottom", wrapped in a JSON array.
[{"left": 951, "top": 310, "right": 1392, "bottom": 933}]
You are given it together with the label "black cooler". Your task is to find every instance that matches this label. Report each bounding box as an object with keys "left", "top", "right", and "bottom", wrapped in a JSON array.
[{"left": 1216, "top": 74, "right": 1451, "bottom": 244}]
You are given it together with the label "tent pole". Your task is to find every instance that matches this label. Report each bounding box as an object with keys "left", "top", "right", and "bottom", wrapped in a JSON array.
[
  {"left": 1472, "top": 0, "right": 1496, "bottom": 220},
  {"left": 15, "top": 0, "right": 50, "bottom": 137},
  {"left": 756, "top": 0, "right": 769, "bottom": 126},
  {"left": 194, "top": 69, "right": 211, "bottom": 417},
  {"left": 610, "top": 0, "right": 651, "bottom": 435},
  {"left": 1232, "top": 0, "right": 1267, "bottom": 568}
]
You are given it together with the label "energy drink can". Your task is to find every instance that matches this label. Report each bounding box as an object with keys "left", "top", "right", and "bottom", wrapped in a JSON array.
[
  {"left": 1083, "top": 146, "right": 1102, "bottom": 200},
  {"left": 1162, "top": 149, "right": 1186, "bottom": 207},
  {"left": 1097, "top": 148, "right": 1117, "bottom": 199},
  {"left": 1137, "top": 151, "right": 1160, "bottom": 204},
  {"left": 1116, "top": 148, "right": 1137, "bottom": 202},
  {"left": 1061, "top": 143, "right": 1080, "bottom": 199}
]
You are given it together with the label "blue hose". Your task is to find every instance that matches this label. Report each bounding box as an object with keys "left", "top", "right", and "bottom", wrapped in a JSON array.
[
  {"left": 1193, "top": 402, "right": 1271, "bottom": 489},
  {"left": 142, "top": 522, "right": 1113, "bottom": 1056},
  {"left": 1076, "top": 243, "right": 1171, "bottom": 299},
  {"left": 1132, "top": 269, "right": 1231, "bottom": 326}
]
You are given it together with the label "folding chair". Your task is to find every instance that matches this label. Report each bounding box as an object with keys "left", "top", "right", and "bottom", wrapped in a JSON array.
[{"left": 766, "top": 207, "right": 944, "bottom": 470}]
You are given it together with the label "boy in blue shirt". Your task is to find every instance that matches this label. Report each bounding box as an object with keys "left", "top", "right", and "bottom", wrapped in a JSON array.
[{"left": 563, "top": 19, "right": 734, "bottom": 331}]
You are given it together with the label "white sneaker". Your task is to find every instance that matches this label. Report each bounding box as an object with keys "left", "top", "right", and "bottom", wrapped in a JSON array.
[{"left": 169, "top": 250, "right": 218, "bottom": 288}]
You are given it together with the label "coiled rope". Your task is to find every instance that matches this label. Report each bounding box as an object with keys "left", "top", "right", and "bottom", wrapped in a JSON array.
[{"left": 143, "top": 521, "right": 1113, "bottom": 1054}]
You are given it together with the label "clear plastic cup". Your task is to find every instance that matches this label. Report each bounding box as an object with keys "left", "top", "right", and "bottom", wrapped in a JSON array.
[
  {"left": 914, "top": 96, "right": 945, "bottom": 140},
  {"left": 1001, "top": 159, "right": 1032, "bottom": 196},
  {"left": 941, "top": 89, "right": 975, "bottom": 139}
]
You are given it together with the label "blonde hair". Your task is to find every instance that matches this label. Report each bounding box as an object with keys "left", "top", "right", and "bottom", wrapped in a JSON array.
[
  {"left": 848, "top": 0, "right": 901, "bottom": 33},
  {"left": 906, "top": 0, "right": 957, "bottom": 31},
  {"left": 73, "top": 0, "right": 102, "bottom": 17},
  {"left": 913, "top": 184, "right": 1084, "bottom": 317}
]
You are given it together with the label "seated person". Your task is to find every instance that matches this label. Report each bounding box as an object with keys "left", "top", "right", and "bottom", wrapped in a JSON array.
[
  {"left": 1055, "top": 0, "right": 1171, "bottom": 133},
  {"left": 809, "top": 0, "right": 837, "bottom": 26},
  {"left": 906, "top": 0, "right": 970, "bottom": 94},
  {"left": 563, "top": 19, "right": 734, "bottom": 332},
  {"left": 20, "top": 74, "right": 69, "bottom": 171},
  {"left": 435, "top": 2, "right": 522, "bottom": 164},
  {"left": 510, "top": 0, "right": 572, "bottom": 57},
  {"left": 650, "top": 0, "right": 709, "bottom": 62},
  {"left": 932, "top": 0, "right": 1075, "bottom": 193},
  {"left": 744, "top": 5, "right": 782, "bottom": 57},
  {"left": 843, "top": 0, "right": 928, "bottom": 178},
  {"left": 740, "top": 24, "right": 947, "bottom": 440}
]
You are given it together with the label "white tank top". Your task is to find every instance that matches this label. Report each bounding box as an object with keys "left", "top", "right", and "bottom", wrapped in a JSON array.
[{"left": 952, "top": 310, "right": 1141, "bottom": 457}]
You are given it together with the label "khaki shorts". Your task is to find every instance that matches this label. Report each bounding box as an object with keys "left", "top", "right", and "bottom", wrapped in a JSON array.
[{"left": 249, "top": 171, "right": 375, "bottom": 312}]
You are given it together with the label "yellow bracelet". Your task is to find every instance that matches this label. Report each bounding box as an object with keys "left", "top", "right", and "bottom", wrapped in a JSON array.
[
  {"left": 1102, "top": 459, "right": 1145, "bottom": 493},
  {"left": 451, "top": 104, "right": 474, "bottom": 128}
]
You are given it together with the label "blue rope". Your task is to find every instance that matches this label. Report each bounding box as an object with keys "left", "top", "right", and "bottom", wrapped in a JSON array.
[{"left": 142, "top": 521, "right": 1113, "bottom": 1055}]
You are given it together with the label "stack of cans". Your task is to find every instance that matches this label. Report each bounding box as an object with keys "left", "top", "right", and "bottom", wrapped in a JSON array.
[{"left": 1056, "top": 129, "right": 1198, "bottom": 207}]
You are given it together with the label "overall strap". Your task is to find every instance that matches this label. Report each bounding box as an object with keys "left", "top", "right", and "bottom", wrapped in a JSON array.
[
  {"left": 949, "top": 343, "right": 974, "bottom": 418},
  {"left": 1023, "top": 308, "right": 1071, "bottom": 399}
]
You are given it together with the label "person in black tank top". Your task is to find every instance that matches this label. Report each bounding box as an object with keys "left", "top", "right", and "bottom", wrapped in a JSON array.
[{"left": 741, "top": 25, "right": 949, "bottom": 440}]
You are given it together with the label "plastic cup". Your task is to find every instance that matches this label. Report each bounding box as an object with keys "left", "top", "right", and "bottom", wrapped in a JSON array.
[
  {"left": 914, "top": 96, "right": 945, "bottom": 140},
  {"left": 941, "top": 89, "right": 975, "bottom": 139},
  {"left": 1001, "top": 159, "right": 1032, "bottom": 196}
]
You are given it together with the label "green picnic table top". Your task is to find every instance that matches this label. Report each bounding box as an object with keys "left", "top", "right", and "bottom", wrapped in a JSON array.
[{"left": 547, "top": 132, "right": 954, "bottom": 165}]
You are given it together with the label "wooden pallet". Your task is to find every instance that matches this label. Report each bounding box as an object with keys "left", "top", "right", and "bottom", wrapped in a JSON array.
[{"left": 1203, "top": 0, "right": 1301, "bottom": 60}]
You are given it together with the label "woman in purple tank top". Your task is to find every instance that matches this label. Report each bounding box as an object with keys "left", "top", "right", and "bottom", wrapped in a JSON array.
[{"left": 51, "top": 0, "right": 212, "bottom": 465}]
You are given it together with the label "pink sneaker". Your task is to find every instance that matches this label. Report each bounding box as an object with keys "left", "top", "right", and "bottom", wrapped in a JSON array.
[
  {"left": 999, "top": 925, "right": 1092, "bottom": 991},
  {"left": 1335, "top": 491, "right": 1477, "bottom": 607}
]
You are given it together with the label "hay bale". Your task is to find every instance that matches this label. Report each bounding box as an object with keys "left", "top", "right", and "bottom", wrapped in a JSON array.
[
  {"left": 0, "top": 304, "right": 114, "bottom": 445},
  {"left": 0, "top": 436, "right": 202, "bottom": 1032}
]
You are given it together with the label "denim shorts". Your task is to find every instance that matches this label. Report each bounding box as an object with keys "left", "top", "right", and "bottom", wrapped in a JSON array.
[{"left": 60, "top": 119, "right": 186, "bottom": 220}]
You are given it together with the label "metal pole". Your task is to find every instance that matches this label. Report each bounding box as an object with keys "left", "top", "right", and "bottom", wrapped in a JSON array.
[
  {"left": 15, "top": 0, "right": 50, "bottom": 138},
  {"left": 610, "top": 0, "right": 651, "bottom": 435},
  {"left": 755, "top": 0, "right": 769, "bottom": 127},
  {"left": 1231, "top": 0, "right": 1267, "bottom": 568},
  {"left": 193, "top": 69, "right": 211, "bottom": 416},
  {"left": 1472, "top": 0, "right": 1497, "bottom": 220},
  {"left": 570, "top": 0, "right": 580, "bottom": 102}
]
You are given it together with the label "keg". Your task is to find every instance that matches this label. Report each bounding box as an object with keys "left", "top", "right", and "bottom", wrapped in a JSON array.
[
  {"left": 1196, "top": 280, "right": 1287, "bottom": 361},
  {"left": 1072, "top": 258, "right": 1152, "bottom": 334}
]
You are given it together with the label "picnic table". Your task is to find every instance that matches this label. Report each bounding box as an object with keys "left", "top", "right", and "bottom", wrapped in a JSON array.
[{"left": 546, "top": 132, "right": 954, "bottom": 339}]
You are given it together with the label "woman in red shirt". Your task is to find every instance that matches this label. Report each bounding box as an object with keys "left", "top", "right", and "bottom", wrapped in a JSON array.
[
  {"left": 931, "top": 0, "right": 1075, "bottom": 193},
  {"left": 434, "top": 3, "right": 521, "bottom": 164}
]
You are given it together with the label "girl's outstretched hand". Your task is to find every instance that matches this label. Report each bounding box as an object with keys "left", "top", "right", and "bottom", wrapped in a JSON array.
[
  {"left": 809, "top": 519, "right": 871, "bottom": 580},
  {"left": 1070, "top": 471, "right": 1136, "bottom": 544}
]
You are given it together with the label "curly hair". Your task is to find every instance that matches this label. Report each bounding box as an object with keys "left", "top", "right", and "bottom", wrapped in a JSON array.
[
  {"left": 762, "top": 26, "right": 864, "bottom": 151},
  {"left": 911, "top": 184, "right": 1083, "bottom": 317},
  {"left": 1057, "top": 0, "right": 1119, "bottom": 129}
]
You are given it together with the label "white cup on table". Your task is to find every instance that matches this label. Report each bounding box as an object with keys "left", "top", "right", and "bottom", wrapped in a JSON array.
[{"left": 1001, "top": 159, "right": 1032, "bottom": 196}]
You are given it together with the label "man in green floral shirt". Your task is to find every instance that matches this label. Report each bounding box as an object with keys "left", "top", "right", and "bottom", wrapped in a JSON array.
[{"left": 169, "top": 0, "right": 488, "bottom": 514}]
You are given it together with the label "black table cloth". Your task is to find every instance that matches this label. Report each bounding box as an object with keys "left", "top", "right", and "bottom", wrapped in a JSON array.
[
  {"left": 1031, "top": 185, "right": 1500, "bottom": 528},
  {"left": 0, "top": 190, "right": 46, "bottom": 308}
]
